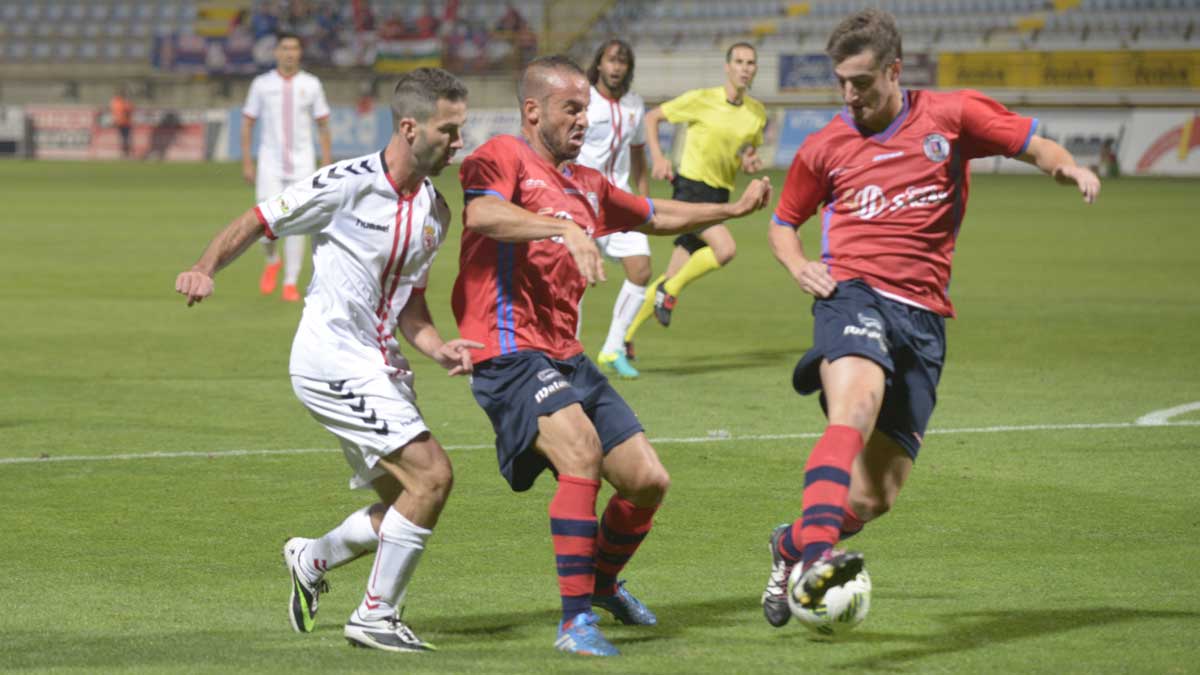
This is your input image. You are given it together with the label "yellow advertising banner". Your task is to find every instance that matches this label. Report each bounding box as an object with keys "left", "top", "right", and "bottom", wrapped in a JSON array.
[{"left": 937, "top": 50, "right": 1199, "bottom": 89}]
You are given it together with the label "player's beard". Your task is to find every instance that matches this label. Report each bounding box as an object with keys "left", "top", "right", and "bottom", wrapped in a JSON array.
[{"left": 539, "top": 122, "right": 581, "bottom": 163}]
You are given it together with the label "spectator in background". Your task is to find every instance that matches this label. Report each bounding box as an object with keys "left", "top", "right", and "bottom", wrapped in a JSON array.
[
  {"left": 379, "top": 11, "right": 408, "bottom": 40},
  {"left": 414, "top": 1, "right": 440, "bottom": 38},
  {"left": 251, "top": 2, "right": 281, "bottom": 40},
  {"left": 110, "top": 85, "right": 135, "bottom": 158}
]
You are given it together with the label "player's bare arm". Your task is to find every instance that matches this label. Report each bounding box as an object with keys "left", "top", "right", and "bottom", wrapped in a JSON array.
[
  {"left": 175, "top": 208, "right": 266, "bottom": 306},
  {"left": 631, "top": 144, "right": 650, "bottom": 196},
  {"left": 240, "top": 115, "right": 256, "bottom": 185},
  {"left": 640, "top": 177, "right": 771, "bottom": 235},
  {"left": 768, "top": 223, "right": 836, "bottom": 299},
  {"left": 642, "top": 106, "right": 674, "bottom": 181},
  {"left": 1018, "top": 135, "right": 1101, "bottom": 204},
  {"left": 465, "top": 195, "right": 606, "bottom": 284},
  {"left": 316, "top": 116, "right": 333, "bottom": 167},
  {"left": 396, "top": 292, "right": 483, "bottom": 376}
]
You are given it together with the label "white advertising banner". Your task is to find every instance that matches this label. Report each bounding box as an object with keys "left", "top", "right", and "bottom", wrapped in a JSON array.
[
  {"left": 1119, "top": 109, "right": 1200, "bottom": 176},
  {"left": 970, "top": 109, "right": 1129, "bottom": 175}
]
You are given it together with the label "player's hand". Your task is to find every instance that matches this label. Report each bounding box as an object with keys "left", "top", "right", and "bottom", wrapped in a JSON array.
[
  {"left": 175, "top": 269, "right": 215, "bottom": 306},
  {"left": 731, "top": 177, "right": 772, "bottom": 216},
  {"left": 564, "top": 227, "right": 606, "bottom": 286},
  {"left": 1054, "top": 165, "right": 1100, "bottom": 204},
  {"left": 795, "top": 260, "right": 836, "bottom": 298},
  {"left": 741, "top": 148, "right": 763, "bottom": 173},
  {"left": 241, "top": 162, "right": 256, "bottom": 186},
  {"left": 651, "top": 155, "right": 674, "bottom": 182},
  {"left": 435, "top": 339, "right": 485, "bottom": 376}
]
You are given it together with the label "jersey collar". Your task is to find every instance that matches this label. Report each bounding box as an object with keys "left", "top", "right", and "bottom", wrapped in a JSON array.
[{"left": 839, "top": 89, "right": 911, "bottom": 142}]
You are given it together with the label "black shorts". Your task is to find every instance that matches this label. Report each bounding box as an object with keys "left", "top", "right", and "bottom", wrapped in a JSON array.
[
  {"left": 792, "top": 279, "right": 946, "bottom": 460},
  {"left": 671, "top": 175, "right": 730, "bottom": 252},
  {"left": 470, "top": 350, "right": 643, "bottom": 492}
]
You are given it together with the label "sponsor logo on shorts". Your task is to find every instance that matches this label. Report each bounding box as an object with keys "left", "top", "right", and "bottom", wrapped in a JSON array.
[
  {"left": 536, "top": 368, "right": 560, "bottom": 383},
  {"left": 923, "top": 133, "right": 950, "bottom": 162},
  {"left": 534, "top": 380, "right": 569, "bottom": 404},
  {"left": 355, "top": 218, "right": 389, "bottom": 232},
  {"left": 843, "top": 313, "right": 889, "bottom": 354}
]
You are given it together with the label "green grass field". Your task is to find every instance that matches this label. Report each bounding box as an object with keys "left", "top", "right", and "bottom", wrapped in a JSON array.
[{"left": 2, "top": 160, "right": 1198, "bottom": 673}]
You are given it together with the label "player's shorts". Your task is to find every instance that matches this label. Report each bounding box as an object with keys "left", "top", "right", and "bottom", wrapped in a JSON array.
[
  {"left": 595, "top": 230, "right": 651, "bottom": 260},
  {"left": 792, "top": 279, "right": 946, "bottom": 460},
  {"left": 470, "top": 350, "right": 644, "bottom": 492},
  {"left": 291, "top": 372, "right": 430, "bottom": 490},
  {"left": 671, "top": 174, "right": 730, "bottom": 252}
]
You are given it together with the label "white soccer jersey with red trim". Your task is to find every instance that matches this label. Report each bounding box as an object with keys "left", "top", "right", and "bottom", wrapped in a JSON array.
[
  {"left": 243, "top": 69, "right": 331, "bottom": 180},
  {"left": 576, "top": 86, "right": 646, "bottom": 194},
  {"left": 255, "top": 151, "right": 449, "bottom": 379}
]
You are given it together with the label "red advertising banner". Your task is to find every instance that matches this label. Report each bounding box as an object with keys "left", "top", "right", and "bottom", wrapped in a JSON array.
[{"left": 25, "top": 105, "right": 209, "bottom": 161}]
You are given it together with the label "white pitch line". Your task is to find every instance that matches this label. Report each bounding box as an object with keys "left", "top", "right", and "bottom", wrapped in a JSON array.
[
  {"left": 1136, "top": 401, "right": 1200, "bottom": 426},
  {"left": 1, "top": 419, "right": 1197, "bottom": 466}
]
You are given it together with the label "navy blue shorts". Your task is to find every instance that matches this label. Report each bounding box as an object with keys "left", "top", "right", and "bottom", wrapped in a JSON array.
[
  {"left": 792, "top": 279, "right": 946, "bottom": 460},
  {"left": 470, "top": 350, "right": 643, "bottom": 492}
]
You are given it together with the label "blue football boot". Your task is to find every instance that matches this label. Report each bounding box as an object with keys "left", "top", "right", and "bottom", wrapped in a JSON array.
[
  {"left": 555, "top": 611, "right": 619, "bottom": 656},
  {"left": 592, "top": 580, "right": 657, "bottom": 625}
]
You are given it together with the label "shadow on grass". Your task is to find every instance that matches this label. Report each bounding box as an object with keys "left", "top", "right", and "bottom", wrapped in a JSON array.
[
  {"left": 638, "top": 347, "right": 802, "bottom": 376},
  {"left": 833, "top": 607, "right": 1200, "bottom": 670}
]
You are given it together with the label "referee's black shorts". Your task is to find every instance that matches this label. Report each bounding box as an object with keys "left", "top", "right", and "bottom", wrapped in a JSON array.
[{"left": 670, "top": 175, "right": 730, "bottom": 252}]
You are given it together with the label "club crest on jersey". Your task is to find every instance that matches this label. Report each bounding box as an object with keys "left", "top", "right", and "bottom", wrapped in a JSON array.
[
  {"left": 422, "top": 224, "right": 436, "bottom": 249},
  {"left": 276, "top": 195, "right": 291, "bottom": 215},
  {"left": 536, "top": 368, "right": 561, "bottom": 383},
  {"left": 923, "top": 133, "right": 950, "bottom": 162}
]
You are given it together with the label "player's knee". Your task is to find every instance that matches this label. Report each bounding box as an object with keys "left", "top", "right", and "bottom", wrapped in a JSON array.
[
  {"left": 412, "top": 460, "right": 454, "bottom": 507},
  {"left": 629, "top": 265, "right": 652, "bottom": 287},
  {"left": 713, "top": 243, "right": 736, "bottom": 266},
  {"left": 552, "top": 432, "right": 605, "bottom": 476},
  {"left": 848, "top": 494, "right": 892, "bottom": 522},
  {"left": 621, "top": 465, "right": 670, "bottom": 505}
]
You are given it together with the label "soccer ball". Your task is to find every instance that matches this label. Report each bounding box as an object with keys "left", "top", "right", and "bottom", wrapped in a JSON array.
[{"left": 787, "top": 565, "right": 872, "bottom": 637}]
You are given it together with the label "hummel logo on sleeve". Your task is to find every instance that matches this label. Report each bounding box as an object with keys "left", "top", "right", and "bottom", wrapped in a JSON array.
[{"left": 350, "top": 396, "right": 366, "bottom": 413}]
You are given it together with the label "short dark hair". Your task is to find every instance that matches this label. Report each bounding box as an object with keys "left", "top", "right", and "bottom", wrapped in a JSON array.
[
  {"left": 586, "top": 39, "right": 635, "bottom": 92},
  {"left": 725, "top": 41, "right": 756, "bottom": 62},
  {"left": 391, "top": 68, "right": 468, "bottom": 130},
  {"left": 518, "top": 54, "right": 585, "bottom": 104},
  {"left": 275, "top": 31, "right": 302, "bottom": 47},
  {"left": 826, "top": 9, "right": 902, "bottom": 67}
]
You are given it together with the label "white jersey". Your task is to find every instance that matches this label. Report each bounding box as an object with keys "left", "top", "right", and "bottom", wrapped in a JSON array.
[
  {"left": 577, "top": 85, "right": 646, "bottom": 194},
  {"left": 255, "top": 150, "right": 449, "bottom": 380},
  {"left": 243, "top": 69, "right": 331, "bottom": 180}
]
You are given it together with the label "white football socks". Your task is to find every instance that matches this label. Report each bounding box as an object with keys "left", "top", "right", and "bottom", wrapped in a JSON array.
[
  {"left": 282, "top": 235, "right": 305, "bottom": 286},
  {"left": 602, "top": 279, "right": 647, "bottom": 355},
  {"left": 356, "top": 507, "right": 432, "bottom": 621},
  {"left": 300, "top": 505, "right": 379, "bottom": 584}
]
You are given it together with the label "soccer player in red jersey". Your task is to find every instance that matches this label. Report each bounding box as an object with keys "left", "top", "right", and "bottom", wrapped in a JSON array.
[
  {"left": 760, "top": 9, "right": 1101, "bottom": 627},
  {"left": 453, "top": 55, "right": 770, "bottom": 656}
]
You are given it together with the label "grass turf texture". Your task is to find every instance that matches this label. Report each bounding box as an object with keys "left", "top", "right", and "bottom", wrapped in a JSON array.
[{"left": 1, "top": 160, "right": 1198, "bottom": 673}]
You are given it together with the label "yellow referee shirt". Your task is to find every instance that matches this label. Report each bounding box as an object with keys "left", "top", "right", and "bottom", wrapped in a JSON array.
[{"left": 660, "top": 86, "right": 767, "bottom": 191}]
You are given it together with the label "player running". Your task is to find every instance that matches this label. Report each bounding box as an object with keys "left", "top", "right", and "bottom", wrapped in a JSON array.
[
  {"left": 452, "top": 55, "right": 770, "bottom": 656},
  {"left": 760, "top": 9, "right": 1100, "bottom": 626},
  {"left": 242, "top": 31, "right": 333, "bottom": 302},
  {"left": 177, "top": 69, "right": 478, "bottom": 652},
  {"left": 577, "top": 39, "right": 651, "bottom": 379},
  {"left": 625, "top": 41, "right": 767, "bottom": 343}
]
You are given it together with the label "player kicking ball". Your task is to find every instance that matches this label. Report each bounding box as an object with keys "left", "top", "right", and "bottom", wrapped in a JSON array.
[
  {"left": 177, "top": 69, "right": 479, "bottom": 652},
  {"left": 761, "top": 9, "right": 1100, "bottom": 626},
  {"left": 453, "top": 55, "right": 770, "bottom": 656}
]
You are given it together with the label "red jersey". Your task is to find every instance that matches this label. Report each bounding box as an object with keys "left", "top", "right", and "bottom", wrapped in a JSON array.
[
  {"left": 772, "top": 89, "right": 1037, "bottom": 317},
  {"left": 453, "top": 135, "right": 654, "bottom": 362}
]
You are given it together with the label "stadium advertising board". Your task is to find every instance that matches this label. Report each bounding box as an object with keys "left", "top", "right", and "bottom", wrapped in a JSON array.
[
  {"left": 970, "top": 109, "right": 1129, "bottom": 175},
  {"left": 0, "top": 106, "right": 31, "bottom": 158},
  {"left": 780, "top": 52, "right": 934, "bottom": 91},
  {"left": 779, "top": 54, "right": 834, "bottom": 91},
  {"left": 939, "top": 50, "right": 1200, "bottom": 89},
  {"left": 25, "top": 105, "right": 210, "bottom": 161},
  {"left": 1119, "top": 109, "right": 1200, "bottom": 176},
  {"left": 773, "top": 108, "right": 838, "bottom": 166}
]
